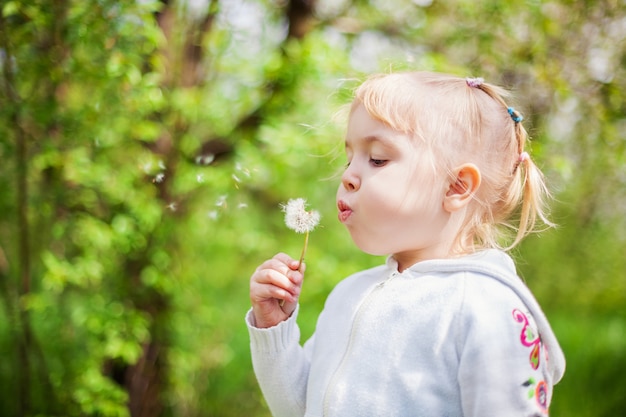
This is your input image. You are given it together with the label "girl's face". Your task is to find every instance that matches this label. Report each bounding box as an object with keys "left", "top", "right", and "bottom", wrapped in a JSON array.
[{"left": 336, "top": 104, "right": 454, "bottom": 268}]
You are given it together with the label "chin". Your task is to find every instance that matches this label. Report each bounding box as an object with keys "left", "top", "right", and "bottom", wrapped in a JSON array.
[
  {"left": 346, "top": 228, "right": 394, "bottom": 256},
  {"left": 352, "top": 239, "right": 390, "bottom": 257}
]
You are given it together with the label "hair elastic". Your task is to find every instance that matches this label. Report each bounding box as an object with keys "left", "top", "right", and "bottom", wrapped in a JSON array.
[
  {"left": 519, "top": 151, "right": 530, "bottom": 163},
  {"left": 513, "top": 151, "right": 530, "bottom": 173},
  {"left": 466, "top": 77, "right": 484, "bottom": 88},
  {"left": 508, "top": 107, "right": 524, "bottom": 123}
]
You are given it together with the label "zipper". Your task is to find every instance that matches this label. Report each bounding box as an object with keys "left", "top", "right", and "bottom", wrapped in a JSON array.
[{"left": 321, "top": 270, "right": 399, "bottom": 416}]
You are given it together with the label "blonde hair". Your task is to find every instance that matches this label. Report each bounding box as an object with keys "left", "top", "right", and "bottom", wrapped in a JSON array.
[{"left": 352, "top": 71, "right": 554, "bottom": 252}]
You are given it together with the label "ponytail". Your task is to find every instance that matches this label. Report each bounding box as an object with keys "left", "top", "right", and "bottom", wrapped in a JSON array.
[
  {"left": 510, "top": 150, "right": 555, "bottom": 249},
  {"left": 467, "top": 80, "right": 555, "bottom": 250}
]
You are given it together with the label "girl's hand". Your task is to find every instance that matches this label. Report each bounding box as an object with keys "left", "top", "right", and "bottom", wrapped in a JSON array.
[{"left": 250, "top": 253, "right": 305, "bottom": 328}]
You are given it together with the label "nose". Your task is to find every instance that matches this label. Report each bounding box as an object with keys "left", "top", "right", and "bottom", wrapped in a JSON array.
[{"left": 341, "top": 164, "right": 360, "bottom": 191}]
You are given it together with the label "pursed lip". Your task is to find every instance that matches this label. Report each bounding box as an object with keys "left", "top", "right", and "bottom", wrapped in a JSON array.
[{"left": 337, "top": 200, "right": 353, "bottom": 222}]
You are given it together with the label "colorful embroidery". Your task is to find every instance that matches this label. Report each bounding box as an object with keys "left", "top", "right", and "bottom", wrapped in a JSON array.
[
  {"left": 522, "top": 378, "right": 549, "bottom": 413},
  {"left": 512, "top": 309, "right": 542, "bottom": 370},
  {"left": 535, "top": 380, "right": 548, "bottom": 411}
]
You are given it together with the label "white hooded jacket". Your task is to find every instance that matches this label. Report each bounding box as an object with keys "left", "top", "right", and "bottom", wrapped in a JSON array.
[{"left": 246, "top": 249, "right": 566, "bottom": 417}]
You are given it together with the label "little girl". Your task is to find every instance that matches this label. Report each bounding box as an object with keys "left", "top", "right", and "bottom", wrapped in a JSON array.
[{"left": 247, "top": 71, "right": 565, "bottom": 416}]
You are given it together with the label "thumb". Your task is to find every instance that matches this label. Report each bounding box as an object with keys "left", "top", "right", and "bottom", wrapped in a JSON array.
[{"left": 288, "top": 259, "right": 305, "bottom": 272}]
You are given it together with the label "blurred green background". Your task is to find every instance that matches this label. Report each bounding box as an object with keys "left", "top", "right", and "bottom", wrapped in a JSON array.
[{"left": 0, "top": 0, "right": 624, "bottom": 416}]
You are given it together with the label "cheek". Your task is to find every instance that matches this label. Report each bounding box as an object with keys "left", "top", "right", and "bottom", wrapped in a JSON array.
[
  {"left": 405, "top": 191, "right": 444, "bottom": 218},
  {"left": 364, "top": 185, "right": 441, "bottom": 235},
  {"left": 384, "top": 176, "right": 449, "bottom": 237},
  {"left": 389, "top": 172, "right": 444, "bottom": 216}
]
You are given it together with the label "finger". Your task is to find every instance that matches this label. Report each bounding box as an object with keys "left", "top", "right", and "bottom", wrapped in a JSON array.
[
  {"left": 253, "top": 266, "right": 291, "bottom": 287},
  {"left": 287, "top": 267, "right": 304, "bottom": 286},
  {"left": 252, "top": 269, "right": 300, "bottom": 299},
  {"left": 257, "top": 254, "right": 295, "bottom": 277},
  {"left": 273, "top": 252, "right": 297, "bottom": 267},
  {"left": 259, "top": 257, "right": 304, "bottom": 285},
  {"left": 273, "top": 253, "right": 306, "bottom": 273},
  {"left": 250, "top": 279, "right": 298, "bottom": 304}
]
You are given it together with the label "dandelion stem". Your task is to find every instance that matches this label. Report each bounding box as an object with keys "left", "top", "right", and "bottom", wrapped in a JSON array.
[
  {"left": 280, "top": 231, "right": 310, "bottom": 307},
  {"left": 279, "top": 198, "right": 319, "bottom": 308},
  {"left": 298, "top": 231, "right": 310, "bottom": 269}
]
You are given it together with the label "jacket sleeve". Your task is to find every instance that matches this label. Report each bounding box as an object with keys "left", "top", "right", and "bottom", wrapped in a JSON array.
[
  {"left": 246, "top": 305, "right": 313, "bottom": 417},
  {"left": 457, "top": 277, "right": 555, "bottom": 417}
]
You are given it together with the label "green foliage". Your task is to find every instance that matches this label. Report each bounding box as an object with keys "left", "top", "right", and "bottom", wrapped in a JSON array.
[{"left": 0, "top": 0, "right": 624, "bottom": 416}]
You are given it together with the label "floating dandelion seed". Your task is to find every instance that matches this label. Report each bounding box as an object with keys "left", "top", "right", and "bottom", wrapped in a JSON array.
[
  {"left": 141, "top": 161, "right": 153, "bottom": 174},
  {"left": 153, "top": 173, "right": 165, "bottom": 183},
  {"left": 279, "top": 198, "right": 320, "bottom": 306},
  {"left": 195, "top": 154, "right": 215, "bottom": 165},
  {"left": 215, "top": 195, "right": 227, "bottom": 208},
  {"left": 235, "top": 162, "right": 251, "bottom": 178}
]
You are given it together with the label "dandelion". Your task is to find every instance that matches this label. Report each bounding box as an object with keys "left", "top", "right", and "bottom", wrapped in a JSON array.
[
  {"left": 279, "top": 198, "right": 320, "bottom": 306},
  {"left": 281, "top": 198, "right": 320, "bottom": 266}
]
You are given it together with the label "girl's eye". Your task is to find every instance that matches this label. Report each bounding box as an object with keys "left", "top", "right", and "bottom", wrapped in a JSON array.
[{"left": 370, "top": 159, "right": 387, "bottom": 167}]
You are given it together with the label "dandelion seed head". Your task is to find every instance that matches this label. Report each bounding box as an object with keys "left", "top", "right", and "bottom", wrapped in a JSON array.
[{"left": 282, "top": 198, "right": 321, "bottom": 234}]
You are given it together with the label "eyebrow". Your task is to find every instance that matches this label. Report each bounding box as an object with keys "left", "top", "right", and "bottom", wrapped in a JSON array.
[{"left": 345, "top": 134, "right": 396, "bottom": 150}]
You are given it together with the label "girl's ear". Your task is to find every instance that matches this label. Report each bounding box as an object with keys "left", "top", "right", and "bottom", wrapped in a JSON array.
[{"left": 443, "top": 164, "right": 481, "bottom": 213}]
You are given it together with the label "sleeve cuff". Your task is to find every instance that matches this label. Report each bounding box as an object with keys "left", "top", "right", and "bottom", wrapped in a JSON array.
[{"left": 245, "top": 305, "right": 301, "bottom": 354}]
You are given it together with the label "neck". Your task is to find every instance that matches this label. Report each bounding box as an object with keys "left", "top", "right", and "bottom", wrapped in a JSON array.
[
  {"left": 392, "top": 211, "right": 470, "bottom": 272},
  {"left": 392, "top": 245, "right": 450, "bottom": 272}
]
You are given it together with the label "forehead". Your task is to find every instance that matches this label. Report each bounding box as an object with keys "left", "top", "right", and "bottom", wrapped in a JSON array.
[{"left": 345, "top": 104, "right": 411, "bottom": 150}]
